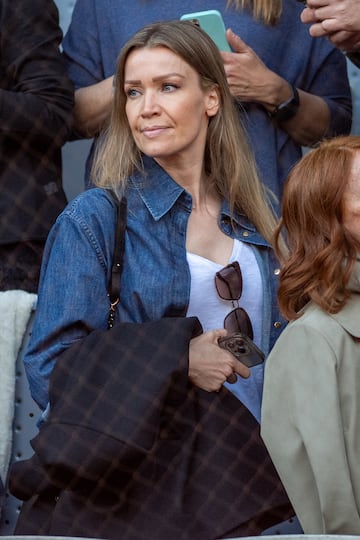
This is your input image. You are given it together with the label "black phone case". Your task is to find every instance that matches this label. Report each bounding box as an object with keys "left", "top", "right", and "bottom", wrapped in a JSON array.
[{"left": 218, "top": 333, "right": 265, "bottom": 368}]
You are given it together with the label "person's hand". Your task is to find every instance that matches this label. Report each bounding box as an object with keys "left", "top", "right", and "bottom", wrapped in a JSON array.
[
  {"left": 221, "top": 29, "right": 292, "bottom": 111},
  {"left": 326, "top": 30, "right": 360, "bottom": 51},
  {"left": 188, "top": 329, "right": 250, "bottom": 393},
  {"left": 220, "top": 29, "right": 274, "bottom": 104},
  {"left": 300, "top": 4, "right": 320, "bottom": 25},
  {"left": 301, "top": 0, "right": 360, "bottom": 52}
]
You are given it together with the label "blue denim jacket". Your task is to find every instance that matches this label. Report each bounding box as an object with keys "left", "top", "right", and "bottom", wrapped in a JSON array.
[{"left": 24, "top": 157, "right": 287, "bottom": 411}]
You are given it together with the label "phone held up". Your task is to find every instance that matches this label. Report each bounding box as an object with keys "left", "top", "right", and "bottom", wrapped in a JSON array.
[{"left": 180, "top": 9, "right": 231, "bottom": 52}]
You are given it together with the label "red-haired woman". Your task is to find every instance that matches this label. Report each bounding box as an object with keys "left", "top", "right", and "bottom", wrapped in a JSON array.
[{"left": 261, "top": 135, "right": 360, "bottom": 535}]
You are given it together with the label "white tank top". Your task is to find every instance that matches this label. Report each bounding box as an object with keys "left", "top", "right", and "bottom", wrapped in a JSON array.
[{"left": 186, "top": 239, "right": 264, "bottom": 422}]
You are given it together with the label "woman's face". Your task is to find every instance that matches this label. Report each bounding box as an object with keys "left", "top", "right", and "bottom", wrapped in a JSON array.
[
  {"left": 123, "top": 46, "right": 219, "bottom": 168},
  {"left": 343, "top": 152, "right": 360, "bottom": 243}
]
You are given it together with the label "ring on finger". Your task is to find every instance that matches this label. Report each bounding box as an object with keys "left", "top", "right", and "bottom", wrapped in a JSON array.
[{"left": 226, "top": 372, "right": 238, "bottom": 384}]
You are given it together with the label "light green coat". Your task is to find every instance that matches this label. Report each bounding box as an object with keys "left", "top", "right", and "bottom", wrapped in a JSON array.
[{"left": 261, "top": 262, "right": 360, "bottom": 534}]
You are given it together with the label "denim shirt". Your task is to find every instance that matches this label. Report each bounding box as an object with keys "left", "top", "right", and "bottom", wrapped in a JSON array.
[{"left": 24, "top": 156, "right": 287, "bottom": 411}]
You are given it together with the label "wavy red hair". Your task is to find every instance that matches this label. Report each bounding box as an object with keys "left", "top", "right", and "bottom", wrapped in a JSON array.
[{"left": 274, "top": 136, "right": 360, "bottom": 320}]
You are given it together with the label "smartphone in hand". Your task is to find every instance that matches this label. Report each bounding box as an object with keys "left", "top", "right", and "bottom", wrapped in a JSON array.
[
  {"left": 180, "top": 10, "right": 231, "bottom": 52},
  {"left": 218, "top": 333, "right": 265, "bottom": 368}
]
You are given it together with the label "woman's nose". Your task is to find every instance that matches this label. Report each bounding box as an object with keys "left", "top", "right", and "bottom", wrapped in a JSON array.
[{"left": 141, "top": 90, "right": 160, "bottom": 115}]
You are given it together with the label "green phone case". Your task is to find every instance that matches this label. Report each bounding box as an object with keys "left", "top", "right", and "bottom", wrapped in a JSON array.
[{"left": 180, "top": 10, "right": 231, "bottom": 52}]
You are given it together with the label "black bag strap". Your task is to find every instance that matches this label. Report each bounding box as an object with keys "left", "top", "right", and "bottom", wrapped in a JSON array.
[{"left": 107, "top": 190, "right": 127, "bottom": 329}]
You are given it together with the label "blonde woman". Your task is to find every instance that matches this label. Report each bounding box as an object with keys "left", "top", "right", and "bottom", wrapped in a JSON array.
[{"left": 18, "top": 21, "right": 295, "bottom": 539}]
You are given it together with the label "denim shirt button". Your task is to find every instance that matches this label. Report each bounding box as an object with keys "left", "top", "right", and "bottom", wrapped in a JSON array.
[
  {"left": 274, "top": 268, "right": 280, "bottom": 275},
  {"left": 273, "top": 321, "right": 282, "bottom": 329},
  {"left": 242, "top": 231, "right": 249, "bottom": 237}
]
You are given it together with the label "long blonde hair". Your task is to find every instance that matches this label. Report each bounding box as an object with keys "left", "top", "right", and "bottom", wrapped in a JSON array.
[
  {"left": 92, "top": 20, "right": 277, "bottom": 245},
  {"left": 227, "top": 0, "right": 282, "bottom": 25}
]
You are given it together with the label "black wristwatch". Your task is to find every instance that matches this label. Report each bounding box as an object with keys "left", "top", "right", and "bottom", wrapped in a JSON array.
[{"left": 269, "top": 84, "right": 300, "bottom": 122}]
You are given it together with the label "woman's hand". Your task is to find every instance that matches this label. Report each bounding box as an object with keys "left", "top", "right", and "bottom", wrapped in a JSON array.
[{"left": 188, "top": 329, "right": 250, "bottom": 392}]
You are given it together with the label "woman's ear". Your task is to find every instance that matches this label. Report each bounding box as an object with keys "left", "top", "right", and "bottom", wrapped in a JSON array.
[{"left": 205, "top": 87, "right": 220, "bottom": 117}]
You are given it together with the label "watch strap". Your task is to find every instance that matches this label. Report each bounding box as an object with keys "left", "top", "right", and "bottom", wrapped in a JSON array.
[{"left": 269, "top": 84, "right": 299, "bottom": 122}]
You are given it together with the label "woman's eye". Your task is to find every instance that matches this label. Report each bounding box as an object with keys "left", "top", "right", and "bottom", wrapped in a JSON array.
[
  {"left": 162, "top": 83, "right": 179, "bottom": 92},
  {"left": 126, "top": 88, "right": 140, "bottom": 98}
]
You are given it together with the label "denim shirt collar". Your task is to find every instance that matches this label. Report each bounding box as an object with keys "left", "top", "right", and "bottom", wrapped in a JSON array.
[
  {"left": 128, "top": 155, "right": 268, "bottom": 246},
  {"left": 129, "top": 156, "right": 187, "bottom": 221}
]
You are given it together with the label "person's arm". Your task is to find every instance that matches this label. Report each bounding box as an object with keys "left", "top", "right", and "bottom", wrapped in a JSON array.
[
  {"left": 62, "top": 0, "right": 114, "bottom": 139},
  {"left": 23, "top": 192, "right": 116, "bottom": 410},
  {"left": 222, "top": 29, "right": 342, "bottom": 147},
  {"left": 301, "top": 0, "right": 360, "bottom": 51},
  {"left": 73, "top": 76, "right": 114, "bottom": 138},
  {"left": 0, "top": 0, "right": 74, "bottom": 141},
  {"left": 261, "top": 323, "right": 360, "bottom": 534}
]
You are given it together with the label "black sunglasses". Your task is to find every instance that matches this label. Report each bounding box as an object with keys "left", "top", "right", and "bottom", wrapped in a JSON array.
[{"left": 215, "top": 261, "right": 253, "bottom": 338}]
